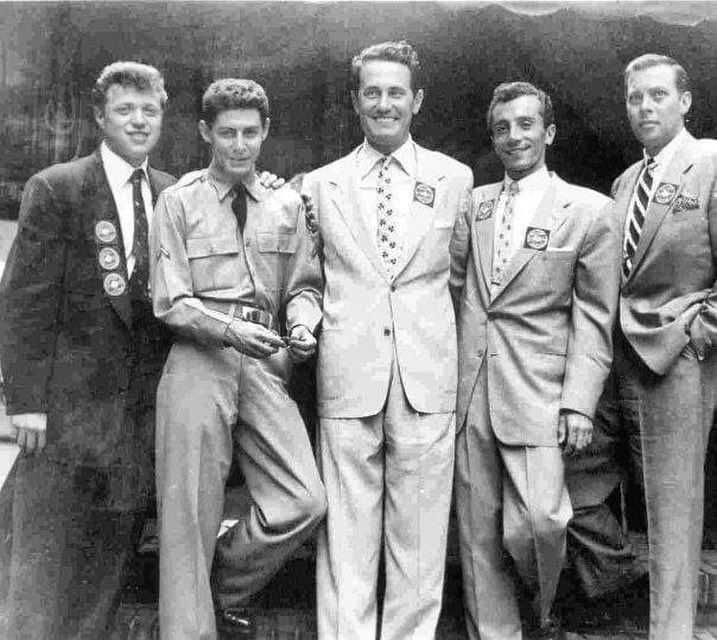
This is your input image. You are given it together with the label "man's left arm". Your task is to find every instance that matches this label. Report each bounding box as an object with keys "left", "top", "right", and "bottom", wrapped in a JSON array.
[
  {"left": 449, "top": 169, "right": 475, "bottom": 309},
  {"left": 686, "top": 148, "right": 717, "bottom": 359},
  {"left": 282, "top": 192, "right": 324, "bottom": 362},
  {"left": 560, "top": 198, "right": 621, "bottom": 452}
]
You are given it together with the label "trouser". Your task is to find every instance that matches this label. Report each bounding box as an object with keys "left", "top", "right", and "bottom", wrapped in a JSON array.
[
  {"left": 156, "top": 341, "right": 326, "bottom": 640},
  {"left": 609, "top": 334, "right": 716, "bottom": 640},
  {"left": 2, "top": 455, "right": 144, "bottom": 640},
  {"left": 316, "top": 352, "right": 455, "bottom": 640},
  {"left": 563, "top": 377, "right": 646, "bottom": 600},
  {"left": 455, "top": 362, "right": 572, "bottom": 640}
]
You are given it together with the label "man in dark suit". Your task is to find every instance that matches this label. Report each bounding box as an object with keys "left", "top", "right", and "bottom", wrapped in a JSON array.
[
  {"left": 0, "top": 61, "right": 174, "bottom": 639},
  {"left": 605, "top": 53, "right": 717, "bottom": 640}
]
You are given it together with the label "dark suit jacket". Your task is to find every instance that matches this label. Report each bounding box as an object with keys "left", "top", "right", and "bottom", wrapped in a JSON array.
[
  {"left": 614, "top": 133, "right": 717, "bottom": 374},
  {"left": 0, "top": 151, "right": 175, "bottom": 493}
]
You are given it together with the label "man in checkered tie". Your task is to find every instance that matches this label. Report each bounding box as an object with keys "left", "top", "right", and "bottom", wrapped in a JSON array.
[
  {"left": 303, "top": 41, "right": 473, "bottom": 640},
  {"left": 594, "top": 53, "right": 717, "bottom": 640}
]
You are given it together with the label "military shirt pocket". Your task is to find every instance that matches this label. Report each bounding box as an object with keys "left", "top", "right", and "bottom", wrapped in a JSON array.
[
  {"left": 257, "top": 231, "right": 297, "bottom": 254},
  {"left": 186, "top": 235, "right": 240, "bottom": 292}
]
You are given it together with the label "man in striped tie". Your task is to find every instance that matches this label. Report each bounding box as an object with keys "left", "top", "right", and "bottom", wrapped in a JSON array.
[{"left": 598, "top": 53, "right": 717, "bottom": 640}]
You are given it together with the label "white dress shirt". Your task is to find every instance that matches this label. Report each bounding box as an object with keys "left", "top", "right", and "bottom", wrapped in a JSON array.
[
  {"left": 493, "top": 165, "right": 552, "bottom": 266},
  {"left": 355, "top": 137, "right": 418, "bottom": 247},
  {"left": 100, "top": 141, "right": 153, "bottom": 277}
]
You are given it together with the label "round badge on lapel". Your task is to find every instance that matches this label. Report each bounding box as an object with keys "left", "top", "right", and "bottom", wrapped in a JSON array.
[
  {"left": 95, "top": 220, "right": 118, "bottom": 243},
  {"left": 103, "top": 272, "right": 126, "bottom": 297},
  {"left": 525, "top": 227, "right": 549, "bottom": 250},
  {"left": 413, "top": 182, "right": 436, "bottom": 207},
  {"left": 654, "top": 183, "right": 677, "bottom": 205},
  {"left": 98, "top": 247, "right": 121, "bottom": 270},
  {"left": 476, "top": 200, "right": 495, "bottom": 221}
]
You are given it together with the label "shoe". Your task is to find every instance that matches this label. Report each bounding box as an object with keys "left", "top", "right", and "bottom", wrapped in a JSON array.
[{"left": 216, "top": 608, "right": 256, "bottom": 639}]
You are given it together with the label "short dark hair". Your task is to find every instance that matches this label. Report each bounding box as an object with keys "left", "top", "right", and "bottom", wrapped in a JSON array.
[
  {"left": 92, "top": 61, "right": 167, "bottom": 110},
  {"left": 350, "top": 40, "right": 422, "bottom": 92},
  {"left": 201, "top": 78, "right": 270, "bottom": 127},
  {"left": 624, "top": 53, "right": 690, "bottom": 94},
  {"left": 486, "top": 81, "right": 554, "bottom": 133}
]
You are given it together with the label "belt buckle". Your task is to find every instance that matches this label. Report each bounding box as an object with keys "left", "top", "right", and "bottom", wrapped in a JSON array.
[{"left": 241, "top": 306, "right": 271, "bottom": 329}]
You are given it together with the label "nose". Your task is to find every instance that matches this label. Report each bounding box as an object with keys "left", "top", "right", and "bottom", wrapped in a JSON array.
[
  {"left": 639, "top": 95, "right": 655, "bottom": 113},
  {"left": 377, "top": 91, "right": 390, "bottom": 111},
  {"left": 130, "top": 107, "right": 146, "bottom": 127},
  {"left": 231, "top": 133, "right": 246, "bottom": 151},
  {"left": 507, "top": 122, "right": 522, "bottom": 141}
]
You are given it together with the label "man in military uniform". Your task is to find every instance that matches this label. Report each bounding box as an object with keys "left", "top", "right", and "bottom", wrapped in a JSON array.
[
  {"left": 0, "top": 61, "right": 174, "bottom": 639},
  {"left": 151, "top": 78, "right": 326, "bottom": 640}
]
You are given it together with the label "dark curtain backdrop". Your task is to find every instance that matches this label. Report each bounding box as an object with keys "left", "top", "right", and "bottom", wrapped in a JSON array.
[{"left": 0, "top": 1, "right": 715, "bottom": 219}]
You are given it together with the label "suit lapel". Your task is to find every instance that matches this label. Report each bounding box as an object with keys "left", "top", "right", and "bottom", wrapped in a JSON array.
[
  {"left": 472, "top": 184, "right": 502, "bottom": 292},
  {"left": 491, "top": 174, "right": 569, "bottom": 301},
  {"left": 328, "top": 151, "right": 387, "bottom": 279},
  {"left": 626, "top": 135, "right": 696, "bottom": 282},
  {"left": 394, "top": 146, "right": 444, "bottom": 278},
  {"left": 85, "top": 151, "right": 133, "bottom": 329}
]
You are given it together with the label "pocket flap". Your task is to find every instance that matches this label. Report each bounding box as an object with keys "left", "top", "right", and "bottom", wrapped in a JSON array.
[
  {"left": 186, "top": 236, "right": 239, "bottom": 258},
  {"left": 257, "top": 232, "right": 297, "bottom": 254}
]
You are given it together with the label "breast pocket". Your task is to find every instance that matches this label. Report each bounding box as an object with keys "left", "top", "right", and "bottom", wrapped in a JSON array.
[
  {"left": 186, "top": 236, "right": 241, "bottom": 293},
  {"left": 256, "top": 232, "right": 298, "bottom": 254}
]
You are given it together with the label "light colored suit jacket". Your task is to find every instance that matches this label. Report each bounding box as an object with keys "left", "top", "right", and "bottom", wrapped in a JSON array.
[
  {"left": 451, "top": 173, "right": 619, "bottom": 446},
  {"left": 304, "top": 144, "right": 473, "bottom": 419},
  {"left": 614, "top": 132, "right": 717, "bottom": 374}
]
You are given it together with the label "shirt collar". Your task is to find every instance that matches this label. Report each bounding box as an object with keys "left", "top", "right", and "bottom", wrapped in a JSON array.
[
  {"left": 645, "top": 126, "right": 688, "bottom": 169},
  {"left": 356, "top": 136, "right": 417, "bottom": 180},
  {"left": 502, "top": 165, "right": 551, "bottom": 194},
  {"left": 100, "top": 141, "right": 149, "bottom": 190},
  {"left": 206, "top": 168, "right": 264, "bottom": 203}
]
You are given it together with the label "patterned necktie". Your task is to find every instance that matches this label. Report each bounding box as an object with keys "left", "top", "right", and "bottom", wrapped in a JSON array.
[
  {"left": 377, "top": 156, "right": 400, "bottom": 278},
  {"left": 231, "top": 184, "right": 248, "bottom": 234},
  {"left": 491, "top": 180, "right": 520, "bottom": 287},
  {"left": 129, "top": 168, "right": 149, "bottom": 298},
  {"left": 623, "top": 158, "right": 656, "bottom": 277}
]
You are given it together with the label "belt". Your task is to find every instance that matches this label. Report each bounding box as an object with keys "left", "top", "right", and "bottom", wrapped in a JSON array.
[{"left": 205, "top": 301, "right": 274, "bottom": 330}]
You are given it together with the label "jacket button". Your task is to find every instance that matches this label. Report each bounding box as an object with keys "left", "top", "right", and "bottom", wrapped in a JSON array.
[
  {"left": 390, "top": 285, "right": 396, "bottom": 292},
  {"left": 384, "top": 327, "right": 391, "bottom": 336}
]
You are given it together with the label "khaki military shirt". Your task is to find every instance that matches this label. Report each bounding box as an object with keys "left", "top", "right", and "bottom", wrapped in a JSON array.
[{"left": 150, "top": 169, "right": 322, "bottom": 347}]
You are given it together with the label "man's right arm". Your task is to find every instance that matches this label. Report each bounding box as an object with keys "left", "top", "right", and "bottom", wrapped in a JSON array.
[{"left": 0, "top": 173, "right": 68, "bottom": 452}]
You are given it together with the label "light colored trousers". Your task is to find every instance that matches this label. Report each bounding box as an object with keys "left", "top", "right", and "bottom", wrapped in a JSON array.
[
  {"left": 316, "top": 356, "right": 455, "bottom": 640},
  {"left": 156, "top": 341, "right": 326, "bottom": 640},
  {"left": 455, "top": 362, "right": 572, "bottom": 640}
]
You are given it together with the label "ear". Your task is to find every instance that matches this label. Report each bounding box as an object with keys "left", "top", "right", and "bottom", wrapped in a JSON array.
[
  {"left": 679, "top": 90, "right": 692, "bottom": 117},
  {"left": 198, "top": 120, "right": 212, "bottom": 144},
  {"left": 261, "top": 117, "right": 270, "bottom": 141},
  {"left": 93, "top": 105, "right": 105, "bottom": 130},
  {"left": 412, "top": 88, "right": 425, "bottom": 115},
  {"left": 545, "top": 123, "right": 556, "bottom": 146},
  {"left": 351, "top": 91, "right": 360, "bottom": 116}
]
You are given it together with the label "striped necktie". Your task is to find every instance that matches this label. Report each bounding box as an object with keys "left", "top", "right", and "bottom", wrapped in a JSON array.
[{"left": 623, "top": 158, "right": 656, "bottom": 277}]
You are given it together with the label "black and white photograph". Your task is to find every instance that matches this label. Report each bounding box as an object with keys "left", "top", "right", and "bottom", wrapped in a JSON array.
[{"left": 0, "top": 1, "right": 715, "bottom": 639}]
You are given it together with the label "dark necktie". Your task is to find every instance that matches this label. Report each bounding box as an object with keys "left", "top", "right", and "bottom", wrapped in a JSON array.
[
  {"left": 130, "top": 168, "right": 149, "bottom": 298},
  {"left": 232, "top": 184, "right": 248, "bottom": 234},
  {"left": 623, "top": 157, "right": 656, "bottom": 277}
]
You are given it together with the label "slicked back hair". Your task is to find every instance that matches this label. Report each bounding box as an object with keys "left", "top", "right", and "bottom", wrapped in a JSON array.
[
  {"left": 624, "top": 53, "right": 690, "bottom": 95},
  {"left": 92, "top": 61, "right": 167, "bottom": 110},
  {"left": 486, "top": 81, "right": 554, "bottom": 133},
  {"left": 201, "top": 78, "right": 270, "bottom": 127},
  {"left": 350, "top": 40, "right": 422, "bottom": 92}
]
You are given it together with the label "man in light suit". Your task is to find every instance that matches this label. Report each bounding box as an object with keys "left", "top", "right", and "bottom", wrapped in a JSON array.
[
  {"left": 451, "top": 81, "right": 620, "bottom": 640},
  {"left": 604, "top": 53, "right": 717, "bottom": 640},
  {"left": 303, "top": 41, "right": 473, "bottom": 640},
  {"left": 0, "top": 62, "right": 174, "bottom": 639}
]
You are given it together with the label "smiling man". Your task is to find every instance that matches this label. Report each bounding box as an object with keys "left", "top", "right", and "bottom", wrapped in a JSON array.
[
  {"left": 598, "top": 54, "right": 717, "bottom": 640},
  {"left": 150, "top": 78, "right": 325, "bottom": 640},
  {"left": 450, "top": 81, "right": 620, "bottom": 640},
  {"left": 0, "top": 61, "right": 175, "bottom": 639},
  {"left": 302, "top": 41, "right": 473, "bottom": 640}
]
